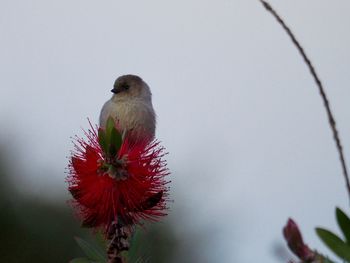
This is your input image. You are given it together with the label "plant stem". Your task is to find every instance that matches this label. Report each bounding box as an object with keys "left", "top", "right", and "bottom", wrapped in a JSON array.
[
  {"left": 107, "top": 221, "right": 132, "bottom": 263},
  {"left": 259, "top": 0, "right": 350, "bottom": 202}
]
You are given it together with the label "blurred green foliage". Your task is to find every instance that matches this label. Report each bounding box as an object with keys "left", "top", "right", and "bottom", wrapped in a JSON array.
[{"left": 0, "top": 151, "right": 85, "bottom": 262}]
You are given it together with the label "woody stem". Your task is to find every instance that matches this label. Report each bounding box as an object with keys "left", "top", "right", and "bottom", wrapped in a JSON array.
[{"left": 106, "top": 221, "right": 133, "bottom": 263}]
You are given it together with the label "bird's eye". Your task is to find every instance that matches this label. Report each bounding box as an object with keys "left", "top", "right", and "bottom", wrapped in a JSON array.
[{"left": 121, "top": 83, "right": 130, "bottom": 90}]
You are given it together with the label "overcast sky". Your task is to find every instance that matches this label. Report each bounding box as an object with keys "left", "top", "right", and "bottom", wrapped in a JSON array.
[{"left": 1, "top": 0, "right": 349, "bottom": 262}]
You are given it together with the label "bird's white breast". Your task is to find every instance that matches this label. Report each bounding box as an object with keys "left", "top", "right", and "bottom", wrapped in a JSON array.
[{"left": 99, "top": 98, "right": 156, "bottom": 143}]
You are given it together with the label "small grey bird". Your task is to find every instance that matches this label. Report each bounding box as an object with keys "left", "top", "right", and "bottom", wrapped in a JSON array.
[{"left": 99, "top": 75, "right": 156, "bottom": 144}]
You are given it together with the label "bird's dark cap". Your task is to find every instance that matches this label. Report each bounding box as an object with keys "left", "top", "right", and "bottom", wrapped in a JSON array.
[{"left": 111, "top": 74, "right": 143, "bottom": 94}]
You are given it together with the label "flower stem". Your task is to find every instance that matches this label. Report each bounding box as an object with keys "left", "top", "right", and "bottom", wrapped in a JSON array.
[{"left": 107, "top": 221, "right": 133, "bottom": 263}]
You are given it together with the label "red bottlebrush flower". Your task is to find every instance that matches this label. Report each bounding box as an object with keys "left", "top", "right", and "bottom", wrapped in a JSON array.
[
  {"left": 283, "top": 218, "right": 315, "bottom": 262},
  {"left": 66, "top": 121, "right": 169, "bottom": 232}
]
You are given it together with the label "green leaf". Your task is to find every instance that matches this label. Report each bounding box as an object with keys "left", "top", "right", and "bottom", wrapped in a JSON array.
[
  {"left": 127, "top": 228, "right": 142, "bottom": 262},
  {"left": 110, "top": 127, "right": 122, "bottom": 154},
  {"left": 70, "top": 258, "right": 92, "bottom": 263},
  {"left": 94, "top": 231, "right": 108, "bottom": 251},
  {"left": 316, "top": 227, "right": 350, "bottom": 261},
  {"left": 336, "top": 207, "right": 350, "bottom": 243},
  {"left": 74, "top": 237, "right": 107, "bottom": 263},
  {"left": 98, "top": 129, "right": 108, "bottom": 155},
  {"left": 105, "top": 117, "right": 115, "bottom": 146}
]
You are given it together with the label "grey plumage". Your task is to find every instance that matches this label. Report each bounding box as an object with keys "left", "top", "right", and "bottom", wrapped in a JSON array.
[{"left": 99, "top": 75, "right": 156, "bottom": 144}]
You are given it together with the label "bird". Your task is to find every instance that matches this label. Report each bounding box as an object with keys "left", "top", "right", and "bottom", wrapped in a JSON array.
[{"left": 99, "top": 75, "right": 156, "bottom": 144}]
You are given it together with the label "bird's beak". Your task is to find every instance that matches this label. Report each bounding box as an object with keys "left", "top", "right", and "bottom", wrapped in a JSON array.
[{"left": 111, "top": 87, "right": 120, "bottom": 94}]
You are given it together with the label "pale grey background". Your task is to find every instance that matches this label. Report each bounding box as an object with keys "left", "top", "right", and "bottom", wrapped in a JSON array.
[{"left": 0, "top": 0, "right": 349, "bottom": 262}]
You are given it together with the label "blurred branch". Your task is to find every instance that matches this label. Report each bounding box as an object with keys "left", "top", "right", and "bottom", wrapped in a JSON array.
[{"left": 259, "top": 0, "right": 350, "bottom": 202}]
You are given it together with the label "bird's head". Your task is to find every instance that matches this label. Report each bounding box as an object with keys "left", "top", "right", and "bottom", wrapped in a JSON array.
[{"left": 111, "top": 75, "right": 152, "bottom": 101}]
